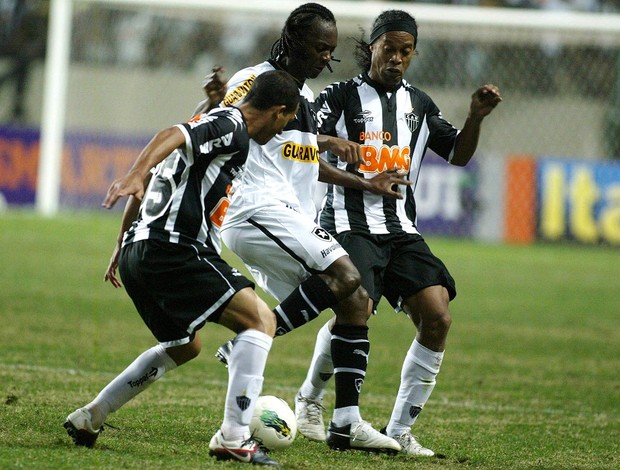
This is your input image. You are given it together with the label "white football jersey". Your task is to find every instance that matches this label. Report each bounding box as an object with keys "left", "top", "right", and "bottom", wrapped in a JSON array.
[{"left": 221, "top": 61, "right": 321, "bottom": 225}]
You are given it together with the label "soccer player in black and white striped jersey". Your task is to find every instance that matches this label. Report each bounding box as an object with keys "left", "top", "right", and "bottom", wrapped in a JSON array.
[
  {"left": 63, "top": 70, "right": 299, "bottom": 466},
  {"left": 295, "top": 10, "right": 502, "bottom": 456}
]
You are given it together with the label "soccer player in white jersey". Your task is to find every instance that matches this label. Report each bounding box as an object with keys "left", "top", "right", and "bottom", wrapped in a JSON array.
[
  {"left": 214, "top": 3, "right": 407, "bottom": 454},
  {"left": 293, "top": 10, "right": 502, "bottom": 456},
  {"left": 63, "top": 71, "right": 300, "bottom": 466}
]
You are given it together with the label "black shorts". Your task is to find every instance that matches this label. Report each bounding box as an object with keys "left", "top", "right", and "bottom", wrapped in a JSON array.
[
  {"left": 336, "top": 232, "right": 456, "bottom": 312},
  {"left": 119, "top": 239, "right": 254, "bottom": 347}
]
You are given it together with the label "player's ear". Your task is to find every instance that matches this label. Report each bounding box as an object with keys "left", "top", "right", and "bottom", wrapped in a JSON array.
[{"left": 273, "top": 104, "right": 288, "bottom": 120}]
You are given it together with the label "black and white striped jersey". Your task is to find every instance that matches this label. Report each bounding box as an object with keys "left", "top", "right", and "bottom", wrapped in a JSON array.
[
  {"left": 123, "top": 107, "right": 248, "bottom": 253},
  {"left": 316, "top": 72, "right": 459, "bottom": 235}
]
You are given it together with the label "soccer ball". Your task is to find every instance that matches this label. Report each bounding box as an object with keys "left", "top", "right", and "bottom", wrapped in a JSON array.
[{"left": 250, "top": 395, "right": 297, "bottom": 451}]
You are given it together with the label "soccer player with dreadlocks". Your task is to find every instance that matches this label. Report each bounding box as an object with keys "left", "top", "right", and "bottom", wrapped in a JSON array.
[{"left": 210, "top": 3, "right": 405, "bottom": 453}]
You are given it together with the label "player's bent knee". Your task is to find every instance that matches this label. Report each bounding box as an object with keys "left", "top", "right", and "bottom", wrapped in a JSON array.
[
  {"left": 166, "top": 338, "right": 201, "bottom": 365},
  {"left": 324, "top": 257, "right": 362, "bottom": 299},
  {"left": 333, "top": 286, "right": 371, "bottom": 325},
  {"left": 219, "top": 287, "right": 274, "bottom": 334},
  {"left": 424, "top": 309, "right": 452, "bottom": 335}
]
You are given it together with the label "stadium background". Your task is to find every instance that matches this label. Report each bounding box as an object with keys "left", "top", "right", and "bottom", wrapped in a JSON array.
[{"left": 1, "top": 0, "right": 620, "bottom": 246}]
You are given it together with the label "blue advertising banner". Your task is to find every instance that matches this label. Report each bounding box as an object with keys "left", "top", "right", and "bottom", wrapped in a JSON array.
[
  {"left": 415, "top": 152, "right": 478, "bottom": 237},
  {"left": 0, "top": 126, "right": 39, "bottom": 204},
  {"left": 0, "top": 125, "right": 148, "bottom": 209},
  {"left": 60, "top": 132, "right": 148, "bottom": 208},
  {"left": 538, "top": 158, "right": 620, "bottom": 245}
]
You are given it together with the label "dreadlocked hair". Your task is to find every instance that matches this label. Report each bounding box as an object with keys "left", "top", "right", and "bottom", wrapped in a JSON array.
[
  {"left": 354, "top": 10, "right": 418, "bottom": 72},
  {"left": 270, "top": 3, "right": 336, "bottom": 61}
]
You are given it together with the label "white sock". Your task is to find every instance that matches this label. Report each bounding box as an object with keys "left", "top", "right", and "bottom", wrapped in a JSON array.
[
  {"left": 387, "top": 339, "right": 443, "bottom": 437},
  {"left": 221, "top": 329, "right": 272, "bottom": 441},
  {"left": 332, "top": 406, "right": 362, "bottom": 427},
  {"left": 87, "top": 344, "right": 177, "bottom": 428},
  {"left": 298, "top": 320, "right": 333, "bottom": 400}
]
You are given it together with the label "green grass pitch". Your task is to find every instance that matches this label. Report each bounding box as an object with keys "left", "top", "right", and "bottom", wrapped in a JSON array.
[{"left": 0, "top": 211, "right": 618, "bottom": 469}]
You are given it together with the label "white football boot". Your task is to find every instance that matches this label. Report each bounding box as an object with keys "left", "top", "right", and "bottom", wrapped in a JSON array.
[{"left": 294, "top": 392, "right": 326, "bottom": 441}]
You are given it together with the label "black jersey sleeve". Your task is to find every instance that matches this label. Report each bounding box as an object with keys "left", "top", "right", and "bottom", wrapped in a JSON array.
[
  {"left": 179, "top": 108, "right": 248, "bottom": 163},
  {"left": 423, "top": 94, "right": 458, "bottom": 161},
  {"left": 315, "top": 81, "right": 347, "bottom": 137}
]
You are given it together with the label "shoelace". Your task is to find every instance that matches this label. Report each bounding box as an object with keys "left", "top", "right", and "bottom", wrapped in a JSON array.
[
  {"left": 240, "top": 433, "right": 260, "bottom": 451},
  {"left": 399, "top": 432, "right": 425, "bottom": 451},
  {"left": 350, "top": 420, "right": 372, "bottom": 442},
  {"left": 300, "top": 398, "right": 324, "bottom": 424}
]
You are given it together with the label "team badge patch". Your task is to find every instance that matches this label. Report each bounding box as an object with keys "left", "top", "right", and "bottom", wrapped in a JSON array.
[
  {"left": 409, "top": 405, "right": 422, "bottom": 419},
  {"left": 405, "top": 111, "right": 419, "bottom": 133},
  {"left": 236, "top": 395, "right": 251, "bottom": 411},
  {"left": 312, "top": 227, "right": 333, "bottom": 242}
]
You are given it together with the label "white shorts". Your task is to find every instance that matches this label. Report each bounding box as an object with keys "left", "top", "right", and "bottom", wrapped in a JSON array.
[{"left": 221, "top": 202, "right": 348, "bottom": 301}]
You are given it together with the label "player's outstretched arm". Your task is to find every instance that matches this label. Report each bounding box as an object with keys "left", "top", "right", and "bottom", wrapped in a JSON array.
[
  {"left": 103, "top": 173, "right": 151, "bottom": 288},
  {"left": 318, "top": 160, "right": 411, "bottom": 199},
  {"left": 452, "top": 83, "right": 502, "bottom": 167},
  {"left": 102, "top": 127, "right": 184, "bottom": 209},
  {"left": 317, "top": 135, "right": 362, "bottom": 165}
]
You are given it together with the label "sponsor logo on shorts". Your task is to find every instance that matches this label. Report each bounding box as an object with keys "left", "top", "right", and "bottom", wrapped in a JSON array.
[{"left": 320, "top": 243, "right": 340, "bottom": 258}]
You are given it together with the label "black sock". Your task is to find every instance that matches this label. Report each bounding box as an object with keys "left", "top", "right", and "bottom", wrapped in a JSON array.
[
  {"left": 330, "top": 324, "right": 369, "bottom": 409},
  {"left": 273, "top": 275, "right": 338, "bottom": 336}
]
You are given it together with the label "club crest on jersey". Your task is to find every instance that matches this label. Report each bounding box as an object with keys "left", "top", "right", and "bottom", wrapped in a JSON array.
[
  {"left": 354, "top": 109, "right": 373, "bottom": 124},
  {"left": 312, "top": 227, "right": 332, "bottom": 242},
  {"left": 405, "top": 111, "right": 419, "bottom": 133}
]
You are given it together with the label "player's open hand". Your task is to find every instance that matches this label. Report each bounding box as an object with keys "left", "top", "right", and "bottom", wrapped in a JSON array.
[
  {"left": 470, "top": 84, "right": 502, "bottom": 119},
  {"left": 103, "top": 242, "right": 123, "bottom": 288},
  {"left": 102, "top": 172, "right": 144, "bottom": 209},
  {"left": 366, "top": 168, "right": 412, "bottom": 199}
]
